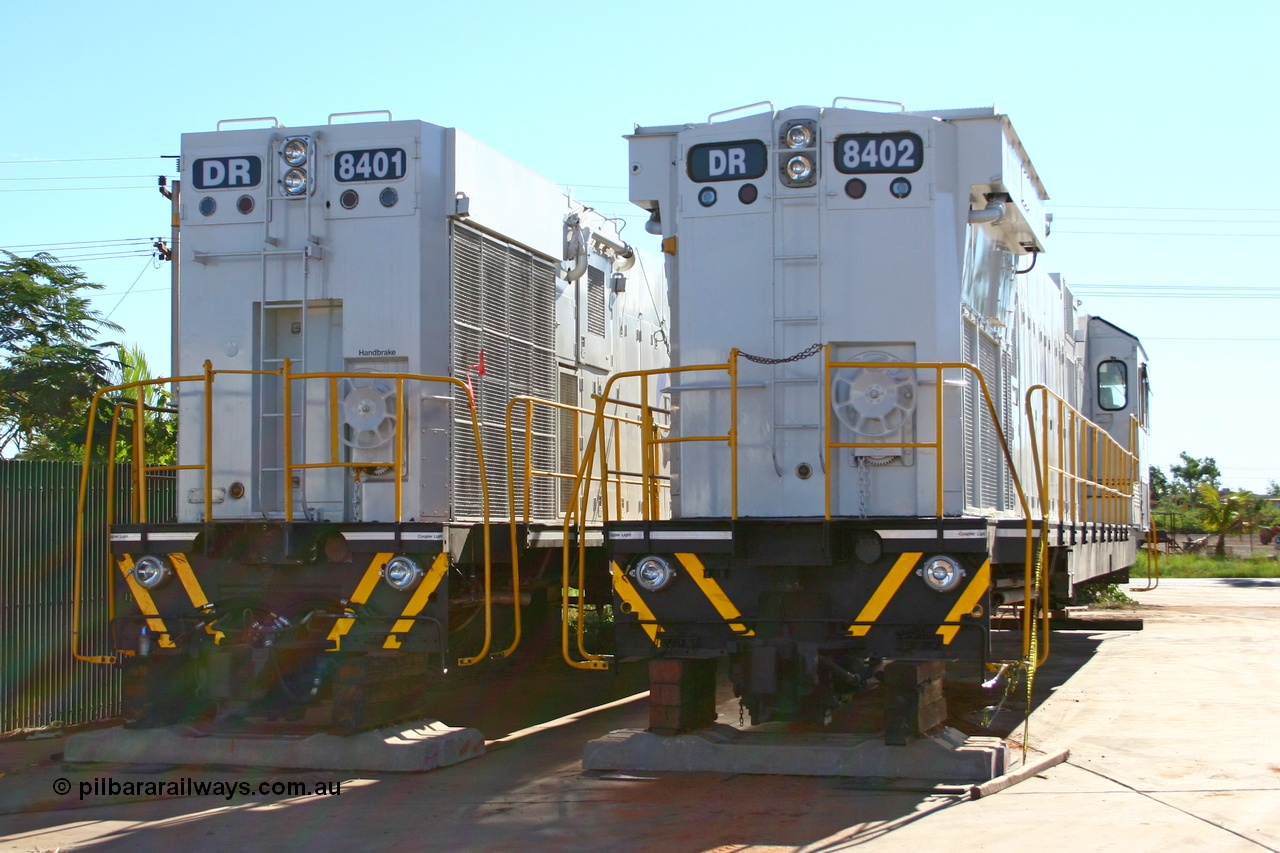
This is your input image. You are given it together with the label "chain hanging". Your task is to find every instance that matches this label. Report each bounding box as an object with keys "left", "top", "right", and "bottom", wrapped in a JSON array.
[
  {"left": 855, "top": 455, "right": 869, "bottom": 518},
  {"left": 737, "top": 342, "right": 823, "bottom": 365}
]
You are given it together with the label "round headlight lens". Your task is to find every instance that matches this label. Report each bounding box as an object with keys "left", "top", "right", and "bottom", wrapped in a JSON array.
[
  {"left": 920, "top": 555, "right": 965, "bottom": 593},
  {"left": 282, "top": 168, "right": 308, "bottom": 195},
  {"left": 785, "top": 154, "right": 813, "bottom": 183},
  {"left": 132, "top": 555, "right": 171, "bottom": 590},
  {"left": 785, "top": 124, "right": 813, "bottom": 149},
  {"left": 282, "top": 138, "right": 309, "bottom": 166},
  {"left": 384, "top": 556, "right": 424, "bottom": 591},
  {"left": 631, "top": 555, "right": 676, "bottom": 592}
]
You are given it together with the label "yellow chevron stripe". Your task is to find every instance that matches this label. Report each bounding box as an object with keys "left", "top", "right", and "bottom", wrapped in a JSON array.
[
  {"left": 612, "top": 561, "right": 662, "bottom": 645},
  {"left": 326, "top": 552, "right": 393, "bottom": 650},
  {"left": 937, "top": 559, "right": 991, "bottom": 644},
  {"left": 115, "top": 555, "right": 176, "bottom": 649},
  {"left": 167, "top": 553, "right": 225, "bottom": 644},
  {"left": 846, "top": 552, "right": 922, "bottom": 637},
  {"left": 383, "top": 553, "right": 450, "bottom": 649},
  {"left": 675, "top": 553, "right": 754, "bottom": 635}
]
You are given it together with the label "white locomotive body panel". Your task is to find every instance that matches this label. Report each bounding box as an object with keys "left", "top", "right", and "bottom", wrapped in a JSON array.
[
  {"left": 176, "top": 117, "right": 667, "bottom": 528},
  {"left": 628, "top": 104, "right": 1141, "bottom": 525}
]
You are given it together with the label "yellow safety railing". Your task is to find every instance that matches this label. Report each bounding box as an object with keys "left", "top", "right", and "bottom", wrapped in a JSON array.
[
  {"left": 558, "top": 360, "right": 725, "bottom": 667},
  {"left": 823, "top": 357, "right": 1036, "bottom": 662},
  {"left": 499, "top": 395, "right": 669, "bottom": 661},
  {"left": 1024, "top": 386, "right": 1142, "bottom": 665},
  {"left": 1132, "top": 523, "right": 1161, "bottom": 592},
  {"left": 556, "top": 349, "right": 1042, "bottom": 671},
  {"left": 73, "top": 362, "right": 493, "bottom": 667}
]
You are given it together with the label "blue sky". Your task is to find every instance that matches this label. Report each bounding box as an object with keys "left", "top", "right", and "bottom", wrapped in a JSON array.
[{"left": 2, "top": 1, "right": 1276, "bottom": 490}]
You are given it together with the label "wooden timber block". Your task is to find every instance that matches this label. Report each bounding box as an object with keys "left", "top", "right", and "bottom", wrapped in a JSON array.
[
  {"left": 648, "top": 657, "right": 717, "bottom": 734},
  {"left": 883, "top": 661, "right": 948, "bottom": 746}
]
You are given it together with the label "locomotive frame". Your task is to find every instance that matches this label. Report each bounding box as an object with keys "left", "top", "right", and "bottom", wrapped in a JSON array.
[{"left": 565, "top": 99, "right": 1149, "bottom": 734}]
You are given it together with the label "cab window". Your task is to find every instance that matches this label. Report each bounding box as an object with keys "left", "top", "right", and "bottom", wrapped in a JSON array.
[{"left": 1097, "top": 359, "right": 1127, "bottom": 411}]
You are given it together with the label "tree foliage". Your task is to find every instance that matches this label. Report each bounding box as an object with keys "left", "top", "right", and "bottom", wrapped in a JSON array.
[
  {"left": 0, "top": 252, "right": 121, "bottom": 458},
  {"left": 1197, "top": 483, "right": 1249, "bottom": 558},
  {"left": 1170, "top": 452, "right": 1221, "bottom": 502}
]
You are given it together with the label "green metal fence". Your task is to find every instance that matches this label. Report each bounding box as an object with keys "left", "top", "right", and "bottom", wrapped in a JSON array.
[{"left": 0, "top": 460, "right": 173, "bottom": 733}]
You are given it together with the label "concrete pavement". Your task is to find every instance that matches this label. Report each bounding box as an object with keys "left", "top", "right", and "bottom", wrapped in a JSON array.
[{"left": 1, "top": 578, "right": 1277, "bottom": 852}]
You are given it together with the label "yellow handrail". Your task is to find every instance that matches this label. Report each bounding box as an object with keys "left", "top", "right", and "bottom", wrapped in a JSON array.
[
  {"left": 556, "top": 360, "right": 734, "bottom": 668},
  {"left": 74, "top": 367, "right": 493, "bottom": 668},
  {"left": 557, "top": 350, "right": 1039, "bottom": 673},
  {"left": 1025, "top": 385, "right": 1142, "bottom": 665}
]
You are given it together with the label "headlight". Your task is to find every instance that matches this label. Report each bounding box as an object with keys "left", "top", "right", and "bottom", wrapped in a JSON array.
[
  {"left": 630, "top": 555, "right": 676, "bottom": 592},
  {"left": 784, "top": 154, "right": 813, "bottom": 183},
  {"left": 282, "top": 168, "right": 308, "bottom": 195},
  {"left": 784, "top": 123, "right": 813, "bottom": 149},
  {"left": 132, "top": 555, "right": 171, "bottom": 590},
  {"left": 282, "top": 138, "right": 309, "bottom": 166},
  {"left": 919, "top": 555, "right": 965, "bottom": 593},
  {"left": 384, "top": 556, "right": 424, "bottom": 591}
]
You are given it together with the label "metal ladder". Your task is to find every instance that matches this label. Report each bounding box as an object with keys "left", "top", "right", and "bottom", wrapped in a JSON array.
[
  {"left": 768, "top": 120, "right": 825, "bottom": 482},
  {"left": 255, "top": 146, "right": 320, "bottom": 520}
]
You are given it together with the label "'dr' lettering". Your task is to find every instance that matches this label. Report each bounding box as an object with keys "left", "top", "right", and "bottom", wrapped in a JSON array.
[
  {"left": 708, "top": 147, "right": 748, "bottom": 177},
  {"left": 193, "top": 156, "right": 263, "bottom": 190}
]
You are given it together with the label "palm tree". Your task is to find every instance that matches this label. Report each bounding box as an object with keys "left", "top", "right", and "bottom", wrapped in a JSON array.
[
  {"left": 108, "top": 343, "right": 176, "bottom": 465},
  {"left": 1197, "top": 483, "right": 1249, "bottom": 558}
]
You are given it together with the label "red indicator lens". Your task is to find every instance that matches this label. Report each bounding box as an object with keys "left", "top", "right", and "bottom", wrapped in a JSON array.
[
  {"left": 340, "top": 189, "right": 359, "bottom": 210},
  {"left": 844, "top": 179, "right": 867, "bottom": 200},
  {"left": 738, "top": 183, "right": 758, "bottom": 205},
  {"left": 236, "top": 195, "right": 255, "bottom": 214}
]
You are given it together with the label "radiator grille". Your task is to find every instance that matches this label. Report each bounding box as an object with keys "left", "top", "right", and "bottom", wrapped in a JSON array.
[
  {"left": 978, "top": 333, "right": 1001, "bottom": 509},
  {"left": 450, "top": 225, "right": 557, "bottom": 521},
  {"left": 587, "top": 265, "right": 606, "bottom": 338},
  {"left": 559, "top": 371, "right": 579, "bottom": 513},
  {"left": 962, "top": 321, "right": 976, "bottom": 507}
]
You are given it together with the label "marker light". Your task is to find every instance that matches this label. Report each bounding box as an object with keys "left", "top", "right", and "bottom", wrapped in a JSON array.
[
  {"left": 384, "top": 556, "right": 424, "bottom": 591},
  {"left": 282, "top": 168, "right": 308, "bottom": 195},
  {"left": 282, "top": 138, "right": 309, "bottom": 167},
  {"left": 236, "top": 194, "right": 255, "bottom": 214},
  {"left": 132, "top": 555, "right": 171, "bottom": 590},
  {"left": 630, "top": 555, "right": 676, "bottom": 592},
  {"left": 738, "top": 183, "right": 759, "bottom": 205},
  {"left": 919, "top": 555, "right": 966, "bottom": 593},
  {"left": 379, "top": 187, "right": 399, "bottom": 207},
  {"left": 340, "top": 189, "right": 359, "bottom": 210},
  {"left": 844, "top": 178, "right": 867, "bottom": 200}
]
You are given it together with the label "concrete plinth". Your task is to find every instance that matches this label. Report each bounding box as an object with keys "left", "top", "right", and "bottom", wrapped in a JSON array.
[
  {"left": 64, "top": 719, "right": 485, "bottom": 773},
  {"left": 583, "top": 725, "right": 1005, "bottom": 782}
]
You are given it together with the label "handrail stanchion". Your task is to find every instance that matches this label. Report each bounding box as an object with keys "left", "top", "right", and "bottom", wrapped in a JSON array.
[
  {"left": 935, "top": 366, "right": 944, "bottom": 517},
  {"left": 203, "top": 360, "right": 215, "bottom": 521},
  {"left": 282, "top": 359, "right": 294, "bottom": 522},
  {"left": 729, "top": 350, "right": 740, "bottom": 520}
]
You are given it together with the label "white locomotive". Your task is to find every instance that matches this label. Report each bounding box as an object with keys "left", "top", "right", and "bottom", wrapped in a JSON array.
[
  {"left": 594, "top": 100, "right": 1149, "bottom": 733},
  {"left": 82, "top": 113, "right": 667, "bottom": 729}
]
